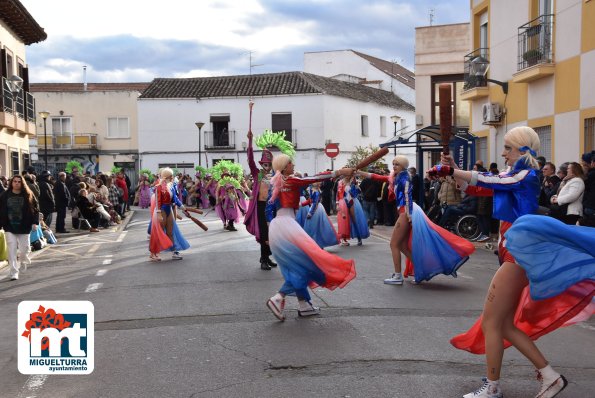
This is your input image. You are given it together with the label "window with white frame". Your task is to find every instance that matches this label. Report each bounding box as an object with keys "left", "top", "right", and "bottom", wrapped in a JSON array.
[
  {"left": 534, "top": 125, "right": 552, "bottom": 161},
  {"left": 361, "top": 115, "right": 369, "bottom": 137},
  {"left": 51, "top": 117, "right": 72, "bottom": 135},
  {"left": 108, "top": 117, "right": 130, "bottom": 138},
  {"left": 380, "top": 116, "right": 386, "bottom": 137}
]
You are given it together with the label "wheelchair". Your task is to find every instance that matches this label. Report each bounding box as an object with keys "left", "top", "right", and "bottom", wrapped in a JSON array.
[{"left": 427, "top": 204, "right": 481, "bottom": 241}]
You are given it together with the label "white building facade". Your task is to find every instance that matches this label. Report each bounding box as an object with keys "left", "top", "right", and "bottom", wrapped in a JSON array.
[{"left": 138, "top": 72, "right": 415, "bottom": 176}]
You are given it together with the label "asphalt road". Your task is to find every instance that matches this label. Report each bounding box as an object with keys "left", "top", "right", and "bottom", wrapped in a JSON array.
[{"left": 0, "top": 208, "right": 593, "bottom": 398}]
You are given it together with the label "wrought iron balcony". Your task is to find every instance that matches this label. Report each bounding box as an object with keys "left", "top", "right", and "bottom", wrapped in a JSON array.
[
  {"left": 204, "top": 129, "right": 236, "bottom": 150},
  {"left": 37, "top": 133, "right": 99, "bottom": 150},
  {"left": 517, "top": 14, "right": 554, "bottom": 71}
]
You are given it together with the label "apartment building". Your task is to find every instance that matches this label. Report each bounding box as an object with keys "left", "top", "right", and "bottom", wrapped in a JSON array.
[{"left": 461, "top": 0, "right": 595, "bottom": 168}]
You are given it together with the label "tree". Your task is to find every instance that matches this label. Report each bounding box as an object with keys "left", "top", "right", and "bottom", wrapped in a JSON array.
[{"left": 345, "top": 144, "right": 388, "bottom": 170}]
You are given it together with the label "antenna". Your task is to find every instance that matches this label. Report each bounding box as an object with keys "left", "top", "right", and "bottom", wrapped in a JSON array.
[
  {"left": 247, "top": 51, "right": 264, "bottom": 75},
  {"left": 429, "top": 8, "right": 435, "bottom": 26}
]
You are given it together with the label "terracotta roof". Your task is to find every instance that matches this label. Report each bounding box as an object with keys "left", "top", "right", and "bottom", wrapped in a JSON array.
[
  {"left": 0, "top": 0, "right": 46, "bottom": 45},
  {"left": 140, "top": 71, "right": 414, "bottom": 110},
  {"left": 353, "top": 51, "right": 415, "bottom": 89},
  {"left": 30, "top": 83, "right": 151, "bottom": 93}
]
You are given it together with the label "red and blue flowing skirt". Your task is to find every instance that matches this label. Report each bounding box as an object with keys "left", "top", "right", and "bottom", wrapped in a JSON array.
[
  {"left": 269, "top": 208, "right": 356, "bottom": 293},
  {"left": 303, "top": 203, "right": 339, "bottom": 248},
  {"left": 451, "top": 215, "right": 594, "bottom": 354}
]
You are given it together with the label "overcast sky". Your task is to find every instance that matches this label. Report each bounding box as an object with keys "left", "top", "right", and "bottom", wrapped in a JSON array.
[{"left": 20, "top": 0, "right": 470, "bottom": 83}]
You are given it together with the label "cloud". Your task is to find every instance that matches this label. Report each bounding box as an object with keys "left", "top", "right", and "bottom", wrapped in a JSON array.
[{"left": 21, "top": 0, "right": 470, "bottom": 82}]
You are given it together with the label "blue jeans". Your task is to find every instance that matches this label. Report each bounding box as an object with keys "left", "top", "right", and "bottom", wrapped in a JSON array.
[{"left": 362, "top": 200, "right": 377, "bottom": 225}]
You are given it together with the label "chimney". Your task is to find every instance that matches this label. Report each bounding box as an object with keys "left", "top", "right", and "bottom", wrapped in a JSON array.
[{"left": 83, "top": 65, "right": 87, "bottom": 91}]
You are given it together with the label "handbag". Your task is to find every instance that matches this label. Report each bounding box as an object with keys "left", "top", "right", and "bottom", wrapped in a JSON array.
[
  {"left": 548, "top": 203, "right": 568, "bottom": 220},
  {"left": 0, "top": 229, "right": 7, "bottom": 261}
]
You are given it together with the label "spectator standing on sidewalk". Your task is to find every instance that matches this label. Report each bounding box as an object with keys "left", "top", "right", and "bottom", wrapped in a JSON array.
[
  {"left": 0, "top": 175, "right": 40, "bottom": 280},
  {"left": 359, "top": 169, "right": 379, "bottom": 229},
  {"left": 38, "top": 171, "right": 55, "bottom": 228},
  {"left": 115, "top": 171, "right": 129, "bottom": 216},
  {"left": 580, "top": 151, "right": 595, "bottom": 227},
  {"left": 53, "top": 172, "right": 70, "bottom": 233}
]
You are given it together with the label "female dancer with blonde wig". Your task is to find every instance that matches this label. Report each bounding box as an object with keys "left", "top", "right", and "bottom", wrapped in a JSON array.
[
  {"left": 149, "top": 167, "right": 190, "bottom": 261},
  {"left": 430, "top": 126, "right": 593, "bottom": 398},
  {"left": 358, "top": 155, "right": 473, "bottom": 285},
  {"left": 265, "top": 154, "right": 356, "bottom": 321}
]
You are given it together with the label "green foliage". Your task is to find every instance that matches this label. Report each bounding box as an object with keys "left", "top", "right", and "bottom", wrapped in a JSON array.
[
  {"left": 65, "top": 160, "right": 83, "bottom": 174},
  {"left": 255, "top": 130, "right": 295, "bottom": 158},
  {"left": 345, "top": 144, "right": 387, "bottom": 170}
]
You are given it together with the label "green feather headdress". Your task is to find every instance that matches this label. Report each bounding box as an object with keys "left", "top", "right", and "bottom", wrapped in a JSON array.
[
  {"left": 194, "top": 165, "right": 208, "bottom": 176},
  {"left": 111, "top": 166, "right": 122, "bottom": 175},
  {"left": 255, "top": 130, "right": 295, "bottom": 158},
  {"left": 65, "top": 160, "right": 83, "bottom": 174},
  {"left": 139, "top": 168, "right": 154, "bottom": 183},
  {"left": 219, "top": 176, "right": 240, "bottom": 189},
  {"left": 211, "top": 160, "right": 236, "bottom": 181}
]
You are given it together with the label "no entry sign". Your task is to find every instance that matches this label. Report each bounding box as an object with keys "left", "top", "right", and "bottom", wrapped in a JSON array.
[{"left": 324, "top": 143, "right": 340, "bottom": 158}]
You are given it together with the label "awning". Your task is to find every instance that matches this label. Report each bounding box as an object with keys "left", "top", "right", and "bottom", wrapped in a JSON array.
[{"left": 379, "top": 125, "right": 474, "bottom": 148}]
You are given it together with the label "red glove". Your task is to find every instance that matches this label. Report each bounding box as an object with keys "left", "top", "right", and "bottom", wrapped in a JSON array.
[{"left": 428, "top": 165, "right": 454, "bottom": 178}]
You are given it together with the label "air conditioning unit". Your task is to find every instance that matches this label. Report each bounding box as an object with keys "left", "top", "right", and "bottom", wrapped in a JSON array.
[{"left": 482, "top": 103, "right": 502, "bottom": 125}]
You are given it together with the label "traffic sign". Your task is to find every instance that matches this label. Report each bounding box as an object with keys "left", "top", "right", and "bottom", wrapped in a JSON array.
[{"left": 324, "top": 143, "right": 340, "bottom": 158}]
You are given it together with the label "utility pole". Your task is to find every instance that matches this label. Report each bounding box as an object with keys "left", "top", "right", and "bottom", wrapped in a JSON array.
[{"left": 429, "top": 8, "right": 435, "bottom": 26}]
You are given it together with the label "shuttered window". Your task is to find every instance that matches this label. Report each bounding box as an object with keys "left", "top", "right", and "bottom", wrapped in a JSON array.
[
  {"left": 272, "top": 113, "right": 292, "bottom": 141},
  {"left": 585, "top": 117, "right": 595, "bottom": 153},
  {"left": 534, "top": 125, "right": 552, "bottom": 161}
]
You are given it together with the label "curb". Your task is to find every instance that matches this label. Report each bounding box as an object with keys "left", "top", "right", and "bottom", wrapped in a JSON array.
[{"left": 0, "top": 210, "right": 135, "bottom": 273}]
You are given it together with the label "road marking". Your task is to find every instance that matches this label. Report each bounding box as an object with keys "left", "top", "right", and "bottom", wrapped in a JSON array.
[
  {"left": 577, "top": 323, "right": 595, "bottom": 332},
  {"left": 87, "top": 243, "right": 101, "bottom": 256},
  {"left": 96, "top": 269, "right": 108, "bottom": 276},
  {"left": 18, "top": 374, "right": 48, "bottom": 398},
  {"left": 85, "top": 283, "right": 103, "bottom": 293},
  {"left": 102, "top": 259, "right": 112, "bottom": 265},
  {"left": 116, "top": 231, "right": 128, "bottom": 242}
]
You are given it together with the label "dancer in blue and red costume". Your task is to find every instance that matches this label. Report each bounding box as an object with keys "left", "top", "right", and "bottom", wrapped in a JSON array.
[
  {"left": 358, "top": 154, "right": 474, "bottom": 285},
  {"left": 265, "top": 154, "right": 356, "bottom": 321},
  {"left": 336, "top": 176, "right": 370, "bottom": 246},
  {"left": 431, "top": 126, "right": 594, "bottom": 398},
  {"left": 302, "top": 182, "right": 339, "bottom": 248},
  {"left": 149, "top": 167, "right": 190, "bottom": 262}
]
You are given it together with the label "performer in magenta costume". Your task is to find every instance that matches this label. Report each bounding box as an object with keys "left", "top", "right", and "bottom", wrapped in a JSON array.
[
  {"left": 430, "top": 126, "right": 593, "bottom": 398},
  {"left": 244, "top": 132, "right": 277, "bottom": 270},
  {"left": 265, "top": 154, "right": 356, "bottom": 321}
]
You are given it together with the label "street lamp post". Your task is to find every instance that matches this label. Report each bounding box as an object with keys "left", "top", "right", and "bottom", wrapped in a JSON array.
[
  {"left": 390, "top": 115, "right": 401, "bottom": 155},
  {"left": 39, "top": 111, "right": 50, "bottom": 170},
  {"left": 195, "top": 122, "right": 205, "bottom": 167}
]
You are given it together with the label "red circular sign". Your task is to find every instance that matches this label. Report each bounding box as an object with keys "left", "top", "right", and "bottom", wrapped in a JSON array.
[{"left": 324, "top": 143, "right": 340, "bottom": 158}]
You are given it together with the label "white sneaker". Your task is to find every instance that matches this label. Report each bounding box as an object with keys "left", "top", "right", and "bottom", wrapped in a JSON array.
[
  {"left": 476, "top": 234, "right": 490, "bottom": 242},
  {"left": 463, "top": 378, "right": 503, "bottom": 398},
  {"left": 535, "top": 371, "right": 567, "bottom": 398},
  {"left": 266, "top": 294, "right": 285, "bottom": 321},
  {"left": 384, "top": 273, "right": 404, "bottom": 285},
  {"left": 10, "top": 273, "right": 19, "bottom": 281},
  {"left": 172, "top": 252, "right": 183, "bottom": 260},
  {"left": 297, "top": 301, "right": 320, "bottom": 317}
]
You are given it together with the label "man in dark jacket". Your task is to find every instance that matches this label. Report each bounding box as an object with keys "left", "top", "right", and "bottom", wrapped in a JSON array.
[
  {"left": 580, "top": 151, "right": 595, "bottom": 227},
  {"left": 359, "top": 170, "right": 380, "bottom": 228},
  {"left": 38, "top": 171, "right": 56, "bottom": 228},
  {"left": 539, "top": 162, "right": 561, "bottom": 208},
  {"left": 320, "top": 172, "right": 334, "bottom": 215},
  {"left": 53, "top": 172, "right": 71, "bottom": 233}
]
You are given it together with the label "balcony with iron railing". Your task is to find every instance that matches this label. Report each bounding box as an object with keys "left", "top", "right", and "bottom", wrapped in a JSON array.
[
  {"left": 513, "top": 14, "right": 555, "bottom": 83},
  {"left": 461, "top": 48, "right": 490, "bottom": 101},
  {"left": 37, "top": 133, "right": 100, "bottom": 150},
  {"left": 0, "top": 76, "right": 37, "bottom": 133},
  {"left": 204, "top": 130, "right": 236, "bottom": 150}
]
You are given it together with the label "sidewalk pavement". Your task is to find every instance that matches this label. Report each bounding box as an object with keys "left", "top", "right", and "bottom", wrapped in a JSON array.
[{"left": 0, "top": 207, "right": 135, "bottom": 273}]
